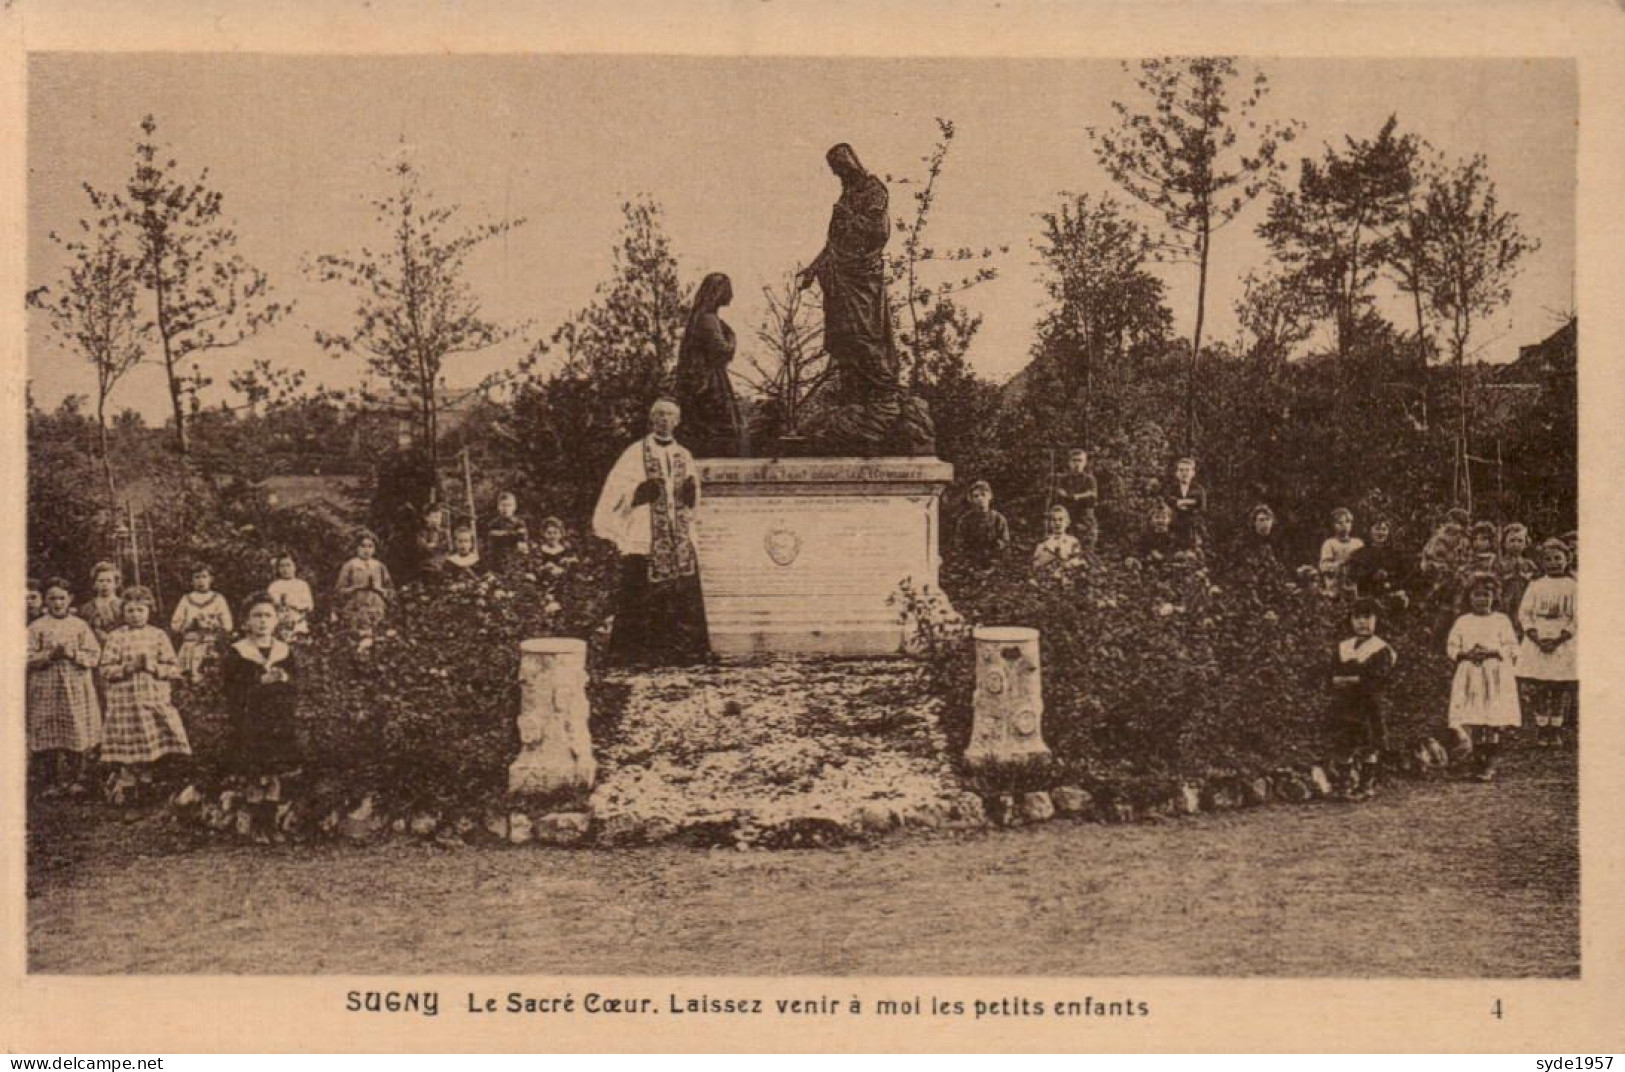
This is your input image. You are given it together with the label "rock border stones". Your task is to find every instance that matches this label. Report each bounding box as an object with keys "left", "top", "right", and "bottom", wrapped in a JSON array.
[{"left": 160, "top": 729, "right": 1467, "bottom": 850}]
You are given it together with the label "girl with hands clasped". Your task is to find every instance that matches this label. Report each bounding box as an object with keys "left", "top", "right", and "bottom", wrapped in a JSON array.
[
  {"left": 99, "top": 586, "right": 192, "bottom": 804},
  {"left": 1447, "top": 573, "right": 1522, "bottom": 782},
  {"left": 335, "top": 531, "right": 395, "bottom": 651},
  {"left": 27, "top": 577, "right": 103, "bottom": 798},
  {"left": 1517, "top": 538, "right": 1577, "bottom": 749}
]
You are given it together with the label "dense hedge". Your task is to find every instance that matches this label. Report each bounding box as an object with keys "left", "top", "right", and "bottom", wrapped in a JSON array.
[
  {"left": 910, "top": 552, "right": 1453, "bottom": 791},
  {"left": 175, "top": 540, "right": 621, "bottom": 814}
]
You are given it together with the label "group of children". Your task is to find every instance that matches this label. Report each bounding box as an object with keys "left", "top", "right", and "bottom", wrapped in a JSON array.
[
  {"left": 26, "top": 569, "right": 299, "bottom": 819},
  {"left": 954, "top": 450, "right": 1579, "bottom": 796},
  {"left": 25, "top": 489, "right": 579, "bottom": 812},
  {"left": 953, "top": 450, "right": 1207, "bottom": 572},
  {"left": 1330, "top": 530, "right": 1575, "bottom": 796},
  {"left": 414, "top": 491, "right": 576, "bottom": 585}
]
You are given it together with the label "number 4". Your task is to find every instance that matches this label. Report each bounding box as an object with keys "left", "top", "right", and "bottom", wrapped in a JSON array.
[{"left": 1492, "top": 999, "right": 1504, "bottom": 1020}]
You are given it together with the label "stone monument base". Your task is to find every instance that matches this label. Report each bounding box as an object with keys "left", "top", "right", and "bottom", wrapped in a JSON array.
[{"left": 695, "top": 456, "right": 953, "bottom": 658}]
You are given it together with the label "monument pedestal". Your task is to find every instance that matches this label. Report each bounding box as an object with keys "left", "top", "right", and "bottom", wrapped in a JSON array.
[{"left": 695, "top": 456, "right": 953, "bottom": 658}]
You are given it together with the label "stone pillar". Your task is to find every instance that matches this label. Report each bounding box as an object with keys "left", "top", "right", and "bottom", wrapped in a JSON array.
[
  {"left": 508, "top": 638, "right": 597, "bottom": 797},
  {"left": 965, "top": 626, "right": 1051, "bottom": 772}
]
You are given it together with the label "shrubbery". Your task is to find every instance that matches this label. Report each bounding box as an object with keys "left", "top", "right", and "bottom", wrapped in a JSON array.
[
  {"left": 175, "top": 542, "right": 621, "bottom": 814},
  {"left": 911, "top": 553, "right": 1452, "bottom": 790}
]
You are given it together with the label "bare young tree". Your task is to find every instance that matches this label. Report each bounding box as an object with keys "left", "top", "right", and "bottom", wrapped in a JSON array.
[
  {"left": 309, "top": 159, "right": 529, "bottom": 484},
  {"left": 1091, "top": 58, "right": 1298, "bottom": 451},
  {"left": 1419, "top": 153, "right": 1539, "bottom": 508},
  {"left": 738, "top": 273, "right": 829, "bottom": 441},
  {"left": 27, "top": 211, "right": 149, "bottom": 509},
  {"left": 109, "top": 115, "right": 290, "bottom": 456},
  {"left": 885, "top": 117, "right": 1005, "bottom": 382}
]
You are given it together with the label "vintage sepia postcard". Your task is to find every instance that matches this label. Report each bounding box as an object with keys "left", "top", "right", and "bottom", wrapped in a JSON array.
[{"left": 3, "top": 0, "right": 1623, "bottom": 1054}]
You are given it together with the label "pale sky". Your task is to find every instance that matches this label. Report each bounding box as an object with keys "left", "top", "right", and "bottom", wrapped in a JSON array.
[{"left": 26, "top": 55, "right": 1576, "bottom": 422}]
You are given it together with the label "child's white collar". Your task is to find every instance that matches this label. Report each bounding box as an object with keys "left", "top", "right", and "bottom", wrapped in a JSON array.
[{"left": 233, "top": 636, "right": 291, "bottom": 666}]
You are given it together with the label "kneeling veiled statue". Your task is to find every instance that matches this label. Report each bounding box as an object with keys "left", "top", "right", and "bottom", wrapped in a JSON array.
[
  {"left": 672, "top": 272, "right": 745, "bottom": 458},
  {"left": 796, "top": 142, "right": 935, "bottom": 457}
]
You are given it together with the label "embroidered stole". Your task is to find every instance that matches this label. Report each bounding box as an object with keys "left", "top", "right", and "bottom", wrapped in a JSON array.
[{"left": 643, "top": 437, "right": 697, "bottom": 584}]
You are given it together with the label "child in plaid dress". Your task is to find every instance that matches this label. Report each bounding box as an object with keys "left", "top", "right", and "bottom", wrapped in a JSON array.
[
  {"left": 27, "top": 578, "right": 102, "bottom": 797},
  {"left": 171, "top": 564, "right": 233, "bottom": 683},
  {"left": 100, "top": 586, "right": 191, "bottom": 802},
  {"left": 335, "top": 531, "right": 395, "bottom": 648}
]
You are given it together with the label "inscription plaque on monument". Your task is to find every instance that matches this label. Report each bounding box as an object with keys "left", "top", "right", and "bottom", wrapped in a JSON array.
[{"left": 695, "top": 457, "right": 954, "bottom": 656}]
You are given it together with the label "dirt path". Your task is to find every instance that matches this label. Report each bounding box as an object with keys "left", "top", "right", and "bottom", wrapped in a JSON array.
[{"left": 28, "top": 750, "right": 1576, "bottom": 977}]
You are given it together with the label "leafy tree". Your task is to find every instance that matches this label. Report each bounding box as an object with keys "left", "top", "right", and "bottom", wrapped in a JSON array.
[
  {"left": 1259, "top": 116, "right": 1421, "bottom": 362},
  {"left": 187, "top": 360, "right": 360, "bottom": 479},
  {"left": 1091, "top": 58, "right": 1298, "bottom": 451},
  {"left": 309, "top": 159, "right": 529, "bottom": 488},
  {"left": 27, "top": 210, "right": 149, "bottom": 509},
  {"left": 1418, "top": 154, "right": 1539, "bottom": 508},
  {"left": 554, "top": 197, "right": 689, "bottom": 393},
  {"left": 1232, "top": 268, "right": 1317, "bottom": 367},
  {"left": 1383, "top": 145, "right": 1444, "bottom": 408},
  {"left": 512, "top": 197, "right": 691, "bottom": 511},
  {"left": 105, "top": 115, "right": 289, "bottom": 456},
  {"left": 27, "top": 394, "right": 107, "bottom": 582},
  {"left": 1034, "top": 193, "right": 1172, "bottom": 438}
]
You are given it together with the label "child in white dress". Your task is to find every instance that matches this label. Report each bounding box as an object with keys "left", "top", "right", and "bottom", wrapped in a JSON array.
[
  {"left": 1447, "top": 573, "right": 1521, "bottom": 782},
  {"left": 267, "top": 553, "right": 315, "bottom": 641},
  {"left": 170, "top": 564, "right": 233, "bottom": 684},
  {"left": 1517, "top": 538, "right": 1577, "bottom": 748}
]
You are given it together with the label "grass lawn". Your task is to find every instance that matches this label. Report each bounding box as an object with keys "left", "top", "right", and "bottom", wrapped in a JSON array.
[{"left": 27, "top": 748, "right": 1576, "bottom": 977}]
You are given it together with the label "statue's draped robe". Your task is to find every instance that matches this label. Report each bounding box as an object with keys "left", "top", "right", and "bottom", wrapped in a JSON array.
[
  {"left": 673, "top": 310, "right": 742, "bottom": 457},
  {"left": 817, "top": 173, "right": 903, "bottom": 402},
  {"left": 807, "top": 171, "right": 935, "bottom": 455}
]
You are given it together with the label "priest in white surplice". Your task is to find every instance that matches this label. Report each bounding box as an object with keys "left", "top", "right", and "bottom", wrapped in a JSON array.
[{"left": 592, "top": 398, "right": 711, "bottom": 664}]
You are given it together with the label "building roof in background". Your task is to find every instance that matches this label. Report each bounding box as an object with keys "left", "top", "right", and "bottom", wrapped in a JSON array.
[{"left": 1507, "top": 317, "right": 1576, "bottom": 380}]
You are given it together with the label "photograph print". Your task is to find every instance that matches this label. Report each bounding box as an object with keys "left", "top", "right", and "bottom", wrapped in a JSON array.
[{"left": 23, "top": 53, "right": 1577, "bottom": 979}]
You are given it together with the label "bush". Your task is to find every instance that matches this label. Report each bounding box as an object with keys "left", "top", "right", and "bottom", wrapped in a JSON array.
[
  {"left": 910, "top": 552, "right": 1452, "bottom": 788},
  {"left": 175, "top": 539, "right": 621, "bottom": 813}
]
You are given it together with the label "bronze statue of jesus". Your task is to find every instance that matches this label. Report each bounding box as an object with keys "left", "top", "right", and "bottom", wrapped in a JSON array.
[{"left": 798, "top": 143, "right": 935, "bottom": 457}]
